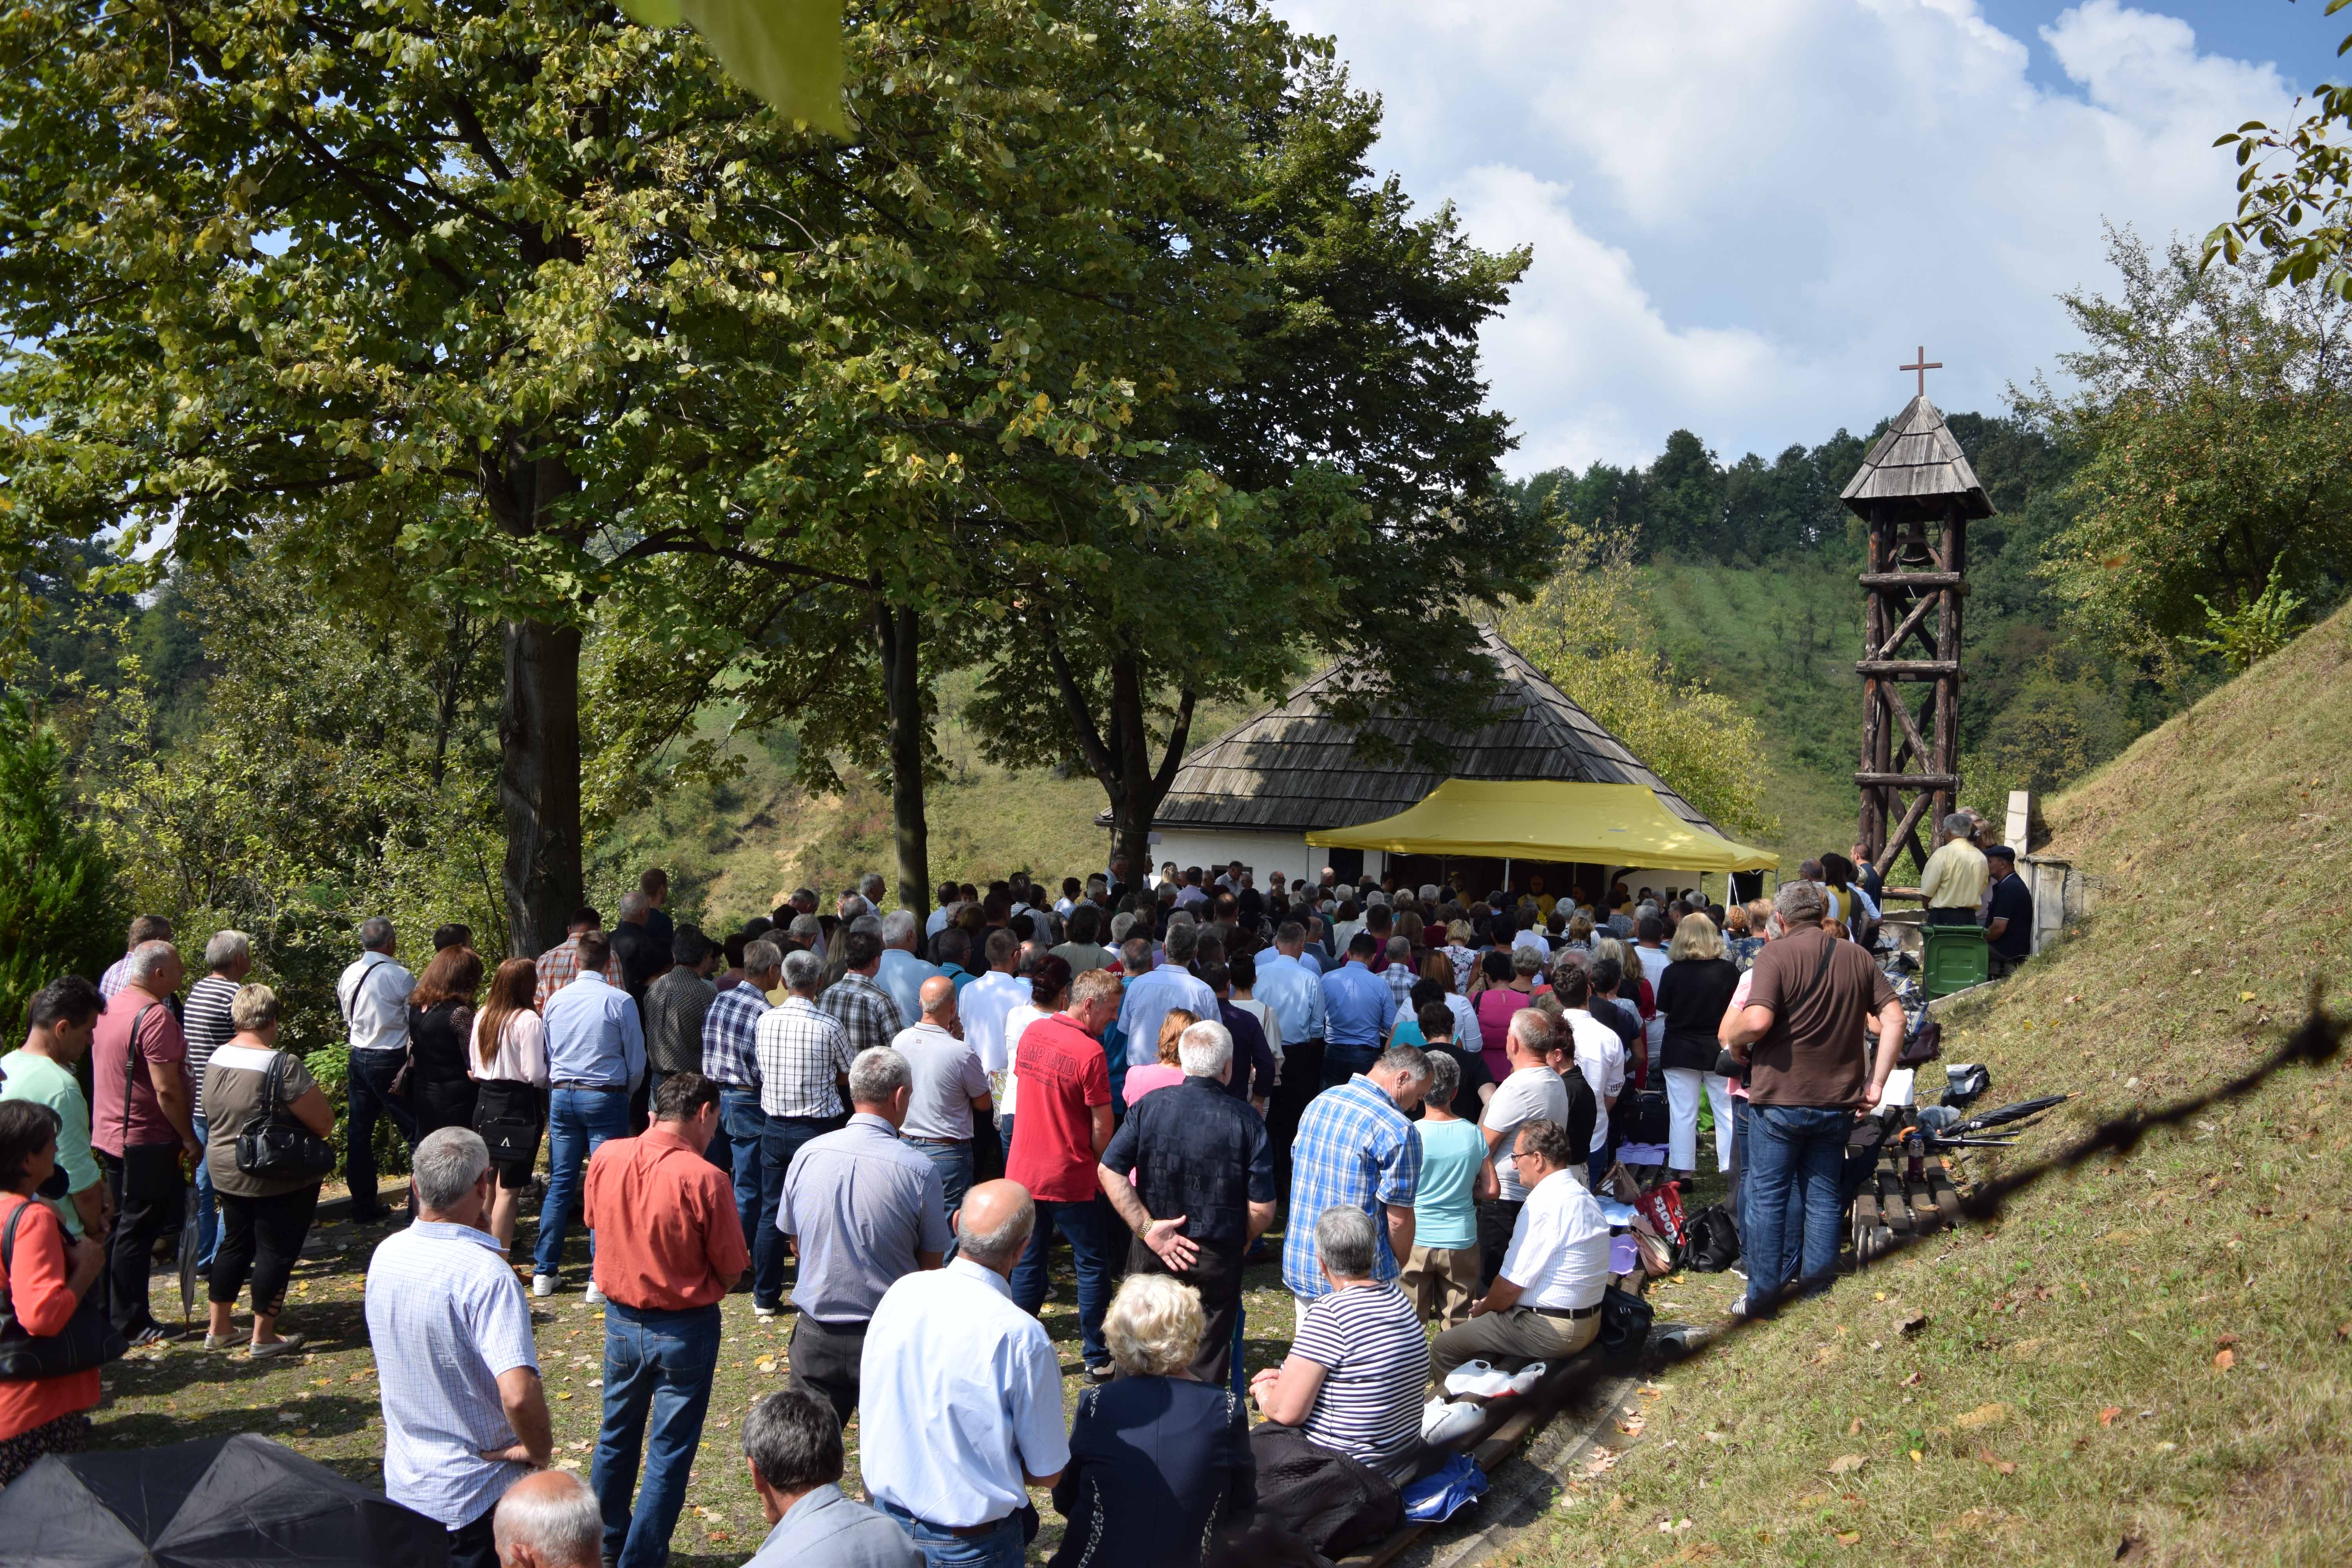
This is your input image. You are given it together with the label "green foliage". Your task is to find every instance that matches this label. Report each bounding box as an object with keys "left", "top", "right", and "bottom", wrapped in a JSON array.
[
  {"left": 2027, "top": 230, "right": 2352, "bottom": 668},
  {"left": 621, "top": 0, "right": 846, "bottom": 133},
  {"left": 1504, "top": 428, "right": 1866, "bottom": 564},
  {"left": 2204, "top": 0, "right": 2352, "bottom": 299},
  {"left": 1498, "top": 526, "right": 1777, "bottom": 843},
  {"left": 0, "top": 691, "right": 122, "bottom": 1032},
  {"left": 2184, "top": 556, "right": 2308, "bottom": 671}
]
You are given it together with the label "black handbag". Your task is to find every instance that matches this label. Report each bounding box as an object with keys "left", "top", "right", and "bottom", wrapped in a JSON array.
[
  {"left": 472, "top": 1080, "right": 543, "bottom": 1164},
  {"left": 0, "top": 1201, "right": 126, "bottom": 1381},
  {"left": 235, "top": 1052, "right": 338, "bottom": 1181},
  {"left": 1593, "top": 1284, "right": 1654, "bottom": 1366}
]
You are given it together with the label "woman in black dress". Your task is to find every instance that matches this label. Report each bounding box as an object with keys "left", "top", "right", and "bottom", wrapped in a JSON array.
[
  {"left": 405, "top": 946, "right": 483, "bottom": 1140},
  {"left": 1051, "top": 1273, "right": 1255, "bottom": 1568}
]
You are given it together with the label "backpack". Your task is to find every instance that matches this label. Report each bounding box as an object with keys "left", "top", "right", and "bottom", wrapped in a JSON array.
[{"left": 1683, "top": 1203, "right": 1741, "bottom": 1272}]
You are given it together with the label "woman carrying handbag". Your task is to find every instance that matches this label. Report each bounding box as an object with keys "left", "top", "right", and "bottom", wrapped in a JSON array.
[
  {"left": 0, "top": 1101, "right": 111, "bottom": 1487},
  {"left": 467, "top": 958, "right": 550, "bottom": 1255},
  {"left": 201, "top": 985, "right": 335, "bottom": 1359}
]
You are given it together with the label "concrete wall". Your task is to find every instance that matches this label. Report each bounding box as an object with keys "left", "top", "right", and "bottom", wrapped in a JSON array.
[{"left": 1149, "top": 828, "right": 1376, "bottom": 888}]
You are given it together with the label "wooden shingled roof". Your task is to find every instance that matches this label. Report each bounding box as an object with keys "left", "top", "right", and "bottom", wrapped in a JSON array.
[
  {"left": 1839, "top": 395, "right": 1994, "bottom": 519},
  {"left": 1112, "top": 626, "right": 1723, "bottom": 837}
]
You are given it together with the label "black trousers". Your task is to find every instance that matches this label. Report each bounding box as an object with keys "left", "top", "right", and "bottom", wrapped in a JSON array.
[
  {"left": 1268, "top": 1039, "right": 1325, "bottom": 1205},
  {"left": 100, "top": 1144, "right": 183, "bottom": 1336},
  {"left": 210, "top": 1185, "right": 320, "bottom": 1317},
  {"left": 446, "top": 1505, "right": 498, "bottom": 1568},
  {"left": 411, "top": 1076, "right": 479, "bottom": 1141},
  {"left": 1128, "top": 1240, "right": 1244, "bottom": 1385},
  {"left": 1475, "top": 1198, "right": 1523, "bottom": 1294},
  {"left": 786, "top": 1316, "right": 868, "bottom": 1428}
]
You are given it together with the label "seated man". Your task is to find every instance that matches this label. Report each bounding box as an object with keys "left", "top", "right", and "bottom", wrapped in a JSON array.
[
  {"left": 1246, "top": 1206, "right": 1425, "bottom": 1557},
  {"left": 1429, "top": 1118, "right": 1608, "bottom": 1385}
]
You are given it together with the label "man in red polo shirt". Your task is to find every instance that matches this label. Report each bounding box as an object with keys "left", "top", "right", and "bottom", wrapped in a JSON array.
[
  {"left": 583, "top": 1073, "right": 747, "bottom": 1568},
  {"left": 1004, "top": 966, "right": 1118, "bottom": 1379}
]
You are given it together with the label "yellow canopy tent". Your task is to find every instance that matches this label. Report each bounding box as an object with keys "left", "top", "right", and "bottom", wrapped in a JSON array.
[{"left": 1305, "top": 779, "right": 1777, "bottom": 874}]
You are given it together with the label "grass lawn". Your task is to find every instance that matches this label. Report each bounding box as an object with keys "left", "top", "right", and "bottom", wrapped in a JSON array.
[{"left": 93, "top": 1204, "right": 1332, "bottom": 1564}]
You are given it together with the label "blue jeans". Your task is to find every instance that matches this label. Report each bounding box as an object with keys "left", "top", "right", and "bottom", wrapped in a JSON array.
[
  {"left": 345, "top": 1047, "right": 418, "bottom": 1216},
  {"left": 534, "top": 1087, "right": 634, "bottom": 1279},
  {"left": 190, "top": 1112, "right": 218, "bottom": 1270},
  {"left": 592, "top": 1301, "right": 721, "bottom": 1568},
  {"left": 880, "top": 1500, "right": 1025, "bottom": 1568},
  {"left": 1321, "top": 1044, "right": 1379, "bottom": 1089},
  {"left": 719, "top": 1091, "right": 766, "bottom": 1259},
  {"left": 1008, "top": 1196, "right": 1111, "bottom": 1369},
  {"left": 754, "top": 1114, "right": 843, "bottom": 1308},
  {"left": 1742, "top": 1104, "right": 1851, "bottom": 1316},
  {"left": 909, "top": 1139, "right": 972, "bottom": 1220},
  {"left": 1731, "top": 1098, "right": 1800, "bottom": 1295}
]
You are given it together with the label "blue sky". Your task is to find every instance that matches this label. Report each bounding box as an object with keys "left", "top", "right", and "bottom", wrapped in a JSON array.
[{"left": 1269, "top": 1, "right": 2343, "bottom": 472}]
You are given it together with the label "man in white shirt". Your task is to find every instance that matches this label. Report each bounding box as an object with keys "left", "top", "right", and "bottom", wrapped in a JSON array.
[
  {"left": 338, "top": 916, "right": 418, "bottom": 1224},
  {"left": 1113, "top": 920, "right": 1216, "bottom": 1067},
  {"left": 858, "top": 1181, "right": 1067, "bottom": 1568},
  {"left": 955, "top": 931, "right": 1031, "bottom": 1076},
  {"left": 1429, "top": 1117, "right": 1609, "bottom": 1383},
  {"left": 368, "top": 1128, "right": 552, "bottom": 1568},
  {"left": 1552, "top": 967, "right": 1626, "bottom": 1185},
  {"left": 891, "top": 977, "right": 992, "bottom": 1222},
  {"left": 1475, "top": 1011, "right": 1568, "bottom": 1288}
]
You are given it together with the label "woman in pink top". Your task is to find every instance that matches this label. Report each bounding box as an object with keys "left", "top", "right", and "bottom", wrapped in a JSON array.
[
  {"left": 1470, "top": 951, "right": 1526, "bottom": 1082},
  {"left": 466, "top": 957, "right": 549, "bottom": 1252},
  {"left": 1119, "top": 1009, "right": 1201, "bottom": 1105}
]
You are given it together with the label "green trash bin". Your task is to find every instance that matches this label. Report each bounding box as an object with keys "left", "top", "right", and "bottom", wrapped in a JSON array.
[{"left": 1920, "top": 923, "right": 1989, "bottom": 999}]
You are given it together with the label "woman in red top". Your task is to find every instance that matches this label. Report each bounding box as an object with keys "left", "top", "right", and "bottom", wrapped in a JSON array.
[{"left": 0, "top": 1101, "right": 106, "bottom": 1486}]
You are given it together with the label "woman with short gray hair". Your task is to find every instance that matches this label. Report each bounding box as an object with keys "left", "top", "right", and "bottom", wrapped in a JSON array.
[
  {"left": 1049, "top": 1273, "right": 1255, "bottom": 1568},
  {"left": 201, "top": 984, "right": 334, "bottom": 1357},
  {"left": 1249, "top": 1207, "right": 1428, "bottom": 1483}
]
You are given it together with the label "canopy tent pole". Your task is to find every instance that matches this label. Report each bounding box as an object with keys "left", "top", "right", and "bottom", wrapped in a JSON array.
[{"left": 1504, "top": 856, "right": 1512, "bottom": 891}]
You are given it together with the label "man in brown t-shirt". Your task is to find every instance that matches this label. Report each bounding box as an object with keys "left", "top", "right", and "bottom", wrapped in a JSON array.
[{"left": 1720, "top": 882, "right": 1904, "bottom": 1317}]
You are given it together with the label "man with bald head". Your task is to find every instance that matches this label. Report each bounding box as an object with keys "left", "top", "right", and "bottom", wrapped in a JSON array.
[
  {"left": 889, "top": 977, "right": 992, "bottom": 1225},
  {"left": 494, "top": 1470, "right": 602, "bottom": 1568},
  {"left": 858, "top": 1181, "right": 1067, "bottom": 1568}
]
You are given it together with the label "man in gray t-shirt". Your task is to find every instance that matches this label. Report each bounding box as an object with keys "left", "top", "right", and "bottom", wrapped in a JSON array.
[
  {"left": 886, "top": 976, "right": 993, "bottom": 1225},
  {"left": 1474, "top": 1010, "right": 1567, "bottom": 1288}
]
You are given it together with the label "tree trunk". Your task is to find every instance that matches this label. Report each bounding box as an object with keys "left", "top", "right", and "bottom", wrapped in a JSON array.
[
  {"left": 498, "top": 616, "right": 583, "bottom": 958},
  {"left": 485, "top": 443, "right": 585, "bottom": 958},
  {"left": 876, "top": 599, "right": 929, "bottom": 913},
  {"left": 1042, "top": 643, "right": 1198, "bottom": 884}
]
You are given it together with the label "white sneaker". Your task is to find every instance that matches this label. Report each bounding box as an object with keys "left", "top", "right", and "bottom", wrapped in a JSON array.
[
  {"left": 532, "top": 1275, "right": 557, "bottom": 1298},
  {"left": 753, "top": 1303, "right": 780, "bottom": 1322},
  {"left": 583, "top": 1283, "right": 606, "bottom": 1307},
  {"left": 1421, "top": 1397, "right": 1486, "bottom": 1446},
  {"left": 1508, "top": 1361, "right": 1549, "bottom": 1396}
]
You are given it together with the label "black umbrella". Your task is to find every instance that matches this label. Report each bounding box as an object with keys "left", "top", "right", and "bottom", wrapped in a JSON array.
[{"left": 0, "top": 1433, "right": 448, "bottom": 1566}]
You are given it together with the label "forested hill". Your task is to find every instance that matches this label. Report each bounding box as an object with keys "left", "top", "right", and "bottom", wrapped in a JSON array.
[{"left": 1501, "top": 410, "right": 2205, "bottom": 860}]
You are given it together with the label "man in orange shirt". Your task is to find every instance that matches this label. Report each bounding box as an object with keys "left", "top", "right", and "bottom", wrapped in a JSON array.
[{"left": 583, "top": 1073, "right": 747, "bottom": 1568}]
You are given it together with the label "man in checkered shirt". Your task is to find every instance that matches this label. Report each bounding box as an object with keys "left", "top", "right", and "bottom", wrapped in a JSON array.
[
  {"left": 750, "top": 948, "right": 851, "bottom": 1318},
  {"left": 1281, "top": 1044, "right": 1430, "bottom": 1329},
  {"left": 1382, "top": 936, "right": 1419, "bottom": 1017},
  {"left": 702, "top": 940, "right": 780, "bottom": 1258},
  {"left": 535, "top": 904, "right": 621, "bottom": 1009},
  {"left": 817, "top": 928, "right": 905, "bottom": 1056}
]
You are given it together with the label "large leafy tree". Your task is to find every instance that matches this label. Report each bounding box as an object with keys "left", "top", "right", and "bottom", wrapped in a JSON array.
[
  {"left": 0, "top": 691, "right": 122, "bottom": 1032},
  {"left": 2023, "top": 230, "right": 2352, "bottom": 668},
  {"left": 2207, "top": 0, "right": 2352, "bottom": 298},
  {"left": 0, "top": 0, "right": 1332, "bottom": 944},
  {"left": 963, "top": 60, "right": 1556, "bottom": 870}
]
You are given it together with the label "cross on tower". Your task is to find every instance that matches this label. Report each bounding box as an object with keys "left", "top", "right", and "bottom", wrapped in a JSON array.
[{"left": 1900, "top": 345, "right": 1942, "bottom": 397}]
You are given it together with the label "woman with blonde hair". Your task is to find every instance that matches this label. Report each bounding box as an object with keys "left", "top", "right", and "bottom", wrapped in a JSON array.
[
  {"left": 1653, "top": 914, "right": 1740, "bottom": 1180},
  {"left": 1050, "top": 1274, "right": 1254, "bottom": 1568},
  {"left": 1120, "top": 1009, "right": 1199, "bottom": 1104},
  {"left": 201, "top": 985, "right": 334, "bottom": 1356},
  {"left": 467, "top": 956, "right": 549, "bottom": 1252},
  {"left": 1440, "top": 920, "right": 1478, "bottom": 992}
]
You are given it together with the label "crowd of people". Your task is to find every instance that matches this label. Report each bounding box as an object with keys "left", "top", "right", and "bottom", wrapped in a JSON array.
[{"left": 0, "top": 830, "right": 2029, "bottom": 1565}]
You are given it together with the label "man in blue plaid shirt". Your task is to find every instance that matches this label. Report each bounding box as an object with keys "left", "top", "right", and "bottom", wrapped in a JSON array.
[
  {"left": 701, "top": 940, "right": 780, "bottom": 1257},
  {"left": 1281, "top": 1044, "right": 1430, "bottom": 1328},
  {"left": 1382, "top": 936, "right": 1419, "bottom": 1018}
]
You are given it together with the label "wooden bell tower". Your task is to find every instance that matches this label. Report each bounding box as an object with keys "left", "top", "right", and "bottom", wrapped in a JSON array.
[{"left": 1842, "top": 351, "right": 1992, "bottom": 893}]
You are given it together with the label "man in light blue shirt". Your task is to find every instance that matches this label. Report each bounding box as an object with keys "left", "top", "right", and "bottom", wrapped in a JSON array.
[
  {"left": 858, "top": 1181, "right": 1066, "bottom": 1568},
  {"left": 1319, "top": 931, "right": 1394, "bottom": 1087},
  {"left": 873, "top": 911, "right": 942, "bottom": 1026},
  {"left": 533, "top": 931, "right": 646, "bottom": 1298},
  {"left": 1114, "top": 919, "right": 1215, "bottom": 1067},
  {"left": 1255, "top": 920, "right": 1332, "bottom": 1200}
]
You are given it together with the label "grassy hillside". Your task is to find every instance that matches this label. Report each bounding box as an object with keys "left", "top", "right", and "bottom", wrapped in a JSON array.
[
  {"left": 1639, "top": 555, "right": 1865, "bottom": 869},
  {"left": 1508, "top": 604, "right": 2352, "bottom": 1567},
  {"left": 587, "top": 677, "right": 1259, "bottom": 928}
]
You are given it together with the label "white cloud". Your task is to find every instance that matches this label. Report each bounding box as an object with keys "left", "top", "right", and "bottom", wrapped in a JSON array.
[{"left": 1272, "top": 0, "right": 2298, "bottom": 471}]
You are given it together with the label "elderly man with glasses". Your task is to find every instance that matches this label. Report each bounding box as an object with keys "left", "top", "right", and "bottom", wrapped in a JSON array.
[{"left": 1427, "top": 1117, "right": 1610, "bottom": 1385}]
